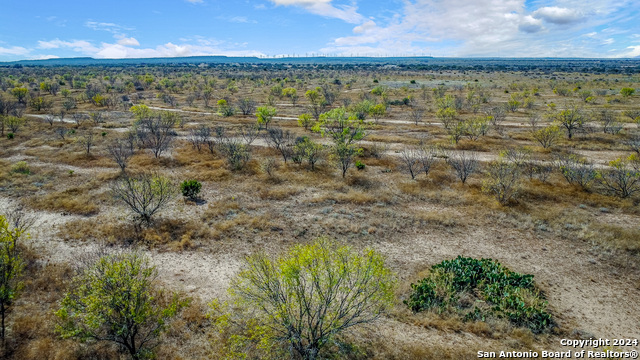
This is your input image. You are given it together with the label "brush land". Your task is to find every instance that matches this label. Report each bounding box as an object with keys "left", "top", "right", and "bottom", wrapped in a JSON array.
[{"left": 0, "top": 59, "right": 639, "bottom": 359}]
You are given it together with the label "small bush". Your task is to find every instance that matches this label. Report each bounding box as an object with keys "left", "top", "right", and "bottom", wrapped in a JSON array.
[
  {"left": 355, "top": 160, "right": 366, "bottom": 170},
  {"left": 180, "top": 180, "right": 202, "bottom": 201},
  {"left": 11, "top": 161, "right": 30, "bottom": 175},
  {"left": 556, "top": 153, "right": 597, "bottom": 191},
  {"left": 7, "top": 133, "right": 14, "bottom": 140},
  {"left": 405, "top": 256, "right": 552, "bottom": 333}
]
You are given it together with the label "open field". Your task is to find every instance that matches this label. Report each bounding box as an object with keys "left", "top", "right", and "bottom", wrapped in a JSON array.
[{"left": 0, "top": 59, "right": 639, "bottom": 359}]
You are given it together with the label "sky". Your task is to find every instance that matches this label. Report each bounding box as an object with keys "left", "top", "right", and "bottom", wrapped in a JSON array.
[{"left": 0, "top": 0, "right": 639, "bottom": 61}]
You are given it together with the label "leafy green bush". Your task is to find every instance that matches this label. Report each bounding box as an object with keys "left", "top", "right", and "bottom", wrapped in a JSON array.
[
  {"left": 6, "top": 133, "right": 14, "bottom": 140},
  {"left": 56, "top": 252, "right": 188, "bottom": 359},
  {"left": 620, "top": 87, "right": 635, "bottom": 97},
  {"left": 405, "top": 256, "right": 552, "bottom": 333},
  {"left": 180, "top": 179, "right": 202, "bottom": 201},
  {"left": 355, "top": 160, "right": 366, "bottom": 170},
  {"left": 11, "top": 161, "right": 30, "bottom": 175}
]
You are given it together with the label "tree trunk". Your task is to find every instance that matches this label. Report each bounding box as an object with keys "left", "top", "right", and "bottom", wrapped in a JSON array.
[{"left": 1, "top": 303, "right": 5, "bottom": 340}]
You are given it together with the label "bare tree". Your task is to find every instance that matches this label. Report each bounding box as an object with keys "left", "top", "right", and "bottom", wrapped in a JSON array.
[
  {"left": 111, "top": 173, "right": 176, "bottom": 226},
  {"left": 0, "top": 97, "right": 17, "bottom": 136},
  {"left": 107, "top": 138, "right": 135, "bottom": 172},
  {"left": 237, "top": 98, "right": 257, "bottom": 116},
  {"left": 240, "top": 124, "right": 260, "bottom": 146},
  {"left": 78, "top": 132, "right": 95, "bottom": 155},
  {"left": 202, "top": 89, "right": 213, "bottom": 108},
  {"left": 58, "top": 108, "right": 67, "bottom": 123},
  {"left": 447, "top": 151, "right": 479, "bottom": 184},
  {"left": 598, "top": 109, "right": 622, "bottom": 135},
  {"left": 212, "top": 126, "right": 251, "bottom": 170},
  {"left": 71, "top": 112, "right": 86, "bottom": 129},
  {"left": 264, "top": 127, "right": 294, "bottom": 163},
  {"left": 45, "top": 113, "right": 55, "bottom": 126},
  {"left": 409, "top": 107, "right": 425, "bottom": 125},
  {"left": 188, "top": 125, "right": 211, "bottom": 152},
  {"left": 418, "top": 145, "right": 438, "bottom": 176},
  {"left": 555, "top": 153, "right": 597, "bottom": 190},
  {"left": 137, "top": 113, "right": 176, "bottom": 158},
  {"left": 185, "top": 94, "right": 196, "bottom": 107},
  {"left": 55, "top": 127, "right": 68, "bottom": 140},
  {"left": 62, "top": 98, "right": 76, "bottom": 112},
  {"left": 125, "top": 130, "right": 138, "bottom": 153},
  {"left": 482, "top": 158, "right": 522, "bottom": 205},
  {"left": 598, "top": 158, "right": 640, "bottom": 198},
  {"left": 486, "top": 106, "right": 506, "bottom": 135},
  {"left": 399, "top": 147, "right": 421, "bottom": 179},
  {"left": 89, "top": 111, "right": 104, "bottom": 125},
  {"left": 261, "top": 158, "right": 277, "bottom": 177},
  {"left": 624, "top": 133, "right": 640, "bottom": 154},
  {"left": 528, "top": 113, "right": 541, "bottom": 130},
  {"left": 319, "top": 83, "right": 338, "bottom": 106},
  {"left": 4, "top": 207, "right": 35, "bottom": 235}
]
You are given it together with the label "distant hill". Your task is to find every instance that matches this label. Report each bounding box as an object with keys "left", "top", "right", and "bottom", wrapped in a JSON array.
[
  {"left": 0, "top": 56, "right": 436, "bottom": 67},
  {"left": 1, "top": 56, "right": 639, "bottom": 74}
]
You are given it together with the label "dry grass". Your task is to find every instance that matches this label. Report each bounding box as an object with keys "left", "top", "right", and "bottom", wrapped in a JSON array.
[
  {"left": 413, "top": 209, "right": 460, "bottom": 228},
  {"left": 28, "top": 188, "right": 101, "bottom": 216},
  {"left": 258, "top": 185, "right": 302, "bottom": 200},
  {"left": 201, "top": 198, "right": 241, "bottom": 219},
  {"left": 61, "top": 217, "right": 212, "bottom": 248},
  {"left": 311, "top": 189, "right": 390, "bottom": 205}
]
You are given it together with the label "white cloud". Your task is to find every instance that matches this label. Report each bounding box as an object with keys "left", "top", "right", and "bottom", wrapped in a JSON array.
[
  {"left": 29, "top": 54, "right": 60, "bottom": 60},
  {"left": 0, "top": 46, "right": 29, "bottom": 56},
  {"left": 185, "top": 0, "right": 204, "bottom": 3},
  {"left": 37, "top": 39, "right": 99, "bottom": 54},
  {"left": 319, "top": 0, "right": 638, "bottom": 57},
  {"left": 36, "top": 37, "right": 265, "bottom": 59},
  {"left": 519, "top": 15, "right": 545, "bottom": 33},
  {"left": 117, "top": 37, "right": 140, "bottom": 46},
  {"left": 228, "top": 16, "right": 256, "bottom": 23},
  {"left": 268, "top": 0, "right": 363, "bottom": 24},
  {"left": 85, "top": 21, "right": 134, "bottom": 33},
  {"left": 616, "top": 45, "right": 640, "bottom": 58},
  {"left": 324, "top": 0, "right": 530, "bottom": 56},
  {"left": 533, "top": 7, "right": 584, "bottom": 25}
]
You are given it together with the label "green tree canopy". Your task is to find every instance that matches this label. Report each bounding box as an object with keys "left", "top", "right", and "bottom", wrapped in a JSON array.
[
  {"left": 56, "top": 252, "right": 188, "bottom": 360},
  {"left": 227, "top": 238, "right": 395, "bottom": 360},
  {"left": 0, "top": 215, "right": 26, "bottom": 339},
  {"left": 256, "top": 106, "right": 277, "bottom": 130}
]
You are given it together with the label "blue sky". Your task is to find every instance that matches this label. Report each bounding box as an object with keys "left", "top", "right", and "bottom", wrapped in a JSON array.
[{"left": 0, "top": 0, "right": 638, "bottom": 61}]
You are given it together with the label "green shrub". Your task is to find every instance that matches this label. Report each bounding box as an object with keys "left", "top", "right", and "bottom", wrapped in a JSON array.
[
  {"left": 180, "top": 179, "right": 202, "bottom": 201},
  {"left": 355, "top": 160, "right": 365, "bottom": 170},
  {"left": 405, "top": 256, "right": 552, "bottom": 333},
  {"left": 11, "top": 161, "right": 30, "bottom": 175},
  {"left": 6, "top": 133, "right": 14, "bottom": 140},
  {"left": 620, "top": 87, "right": 635, "bottom": 97}
]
